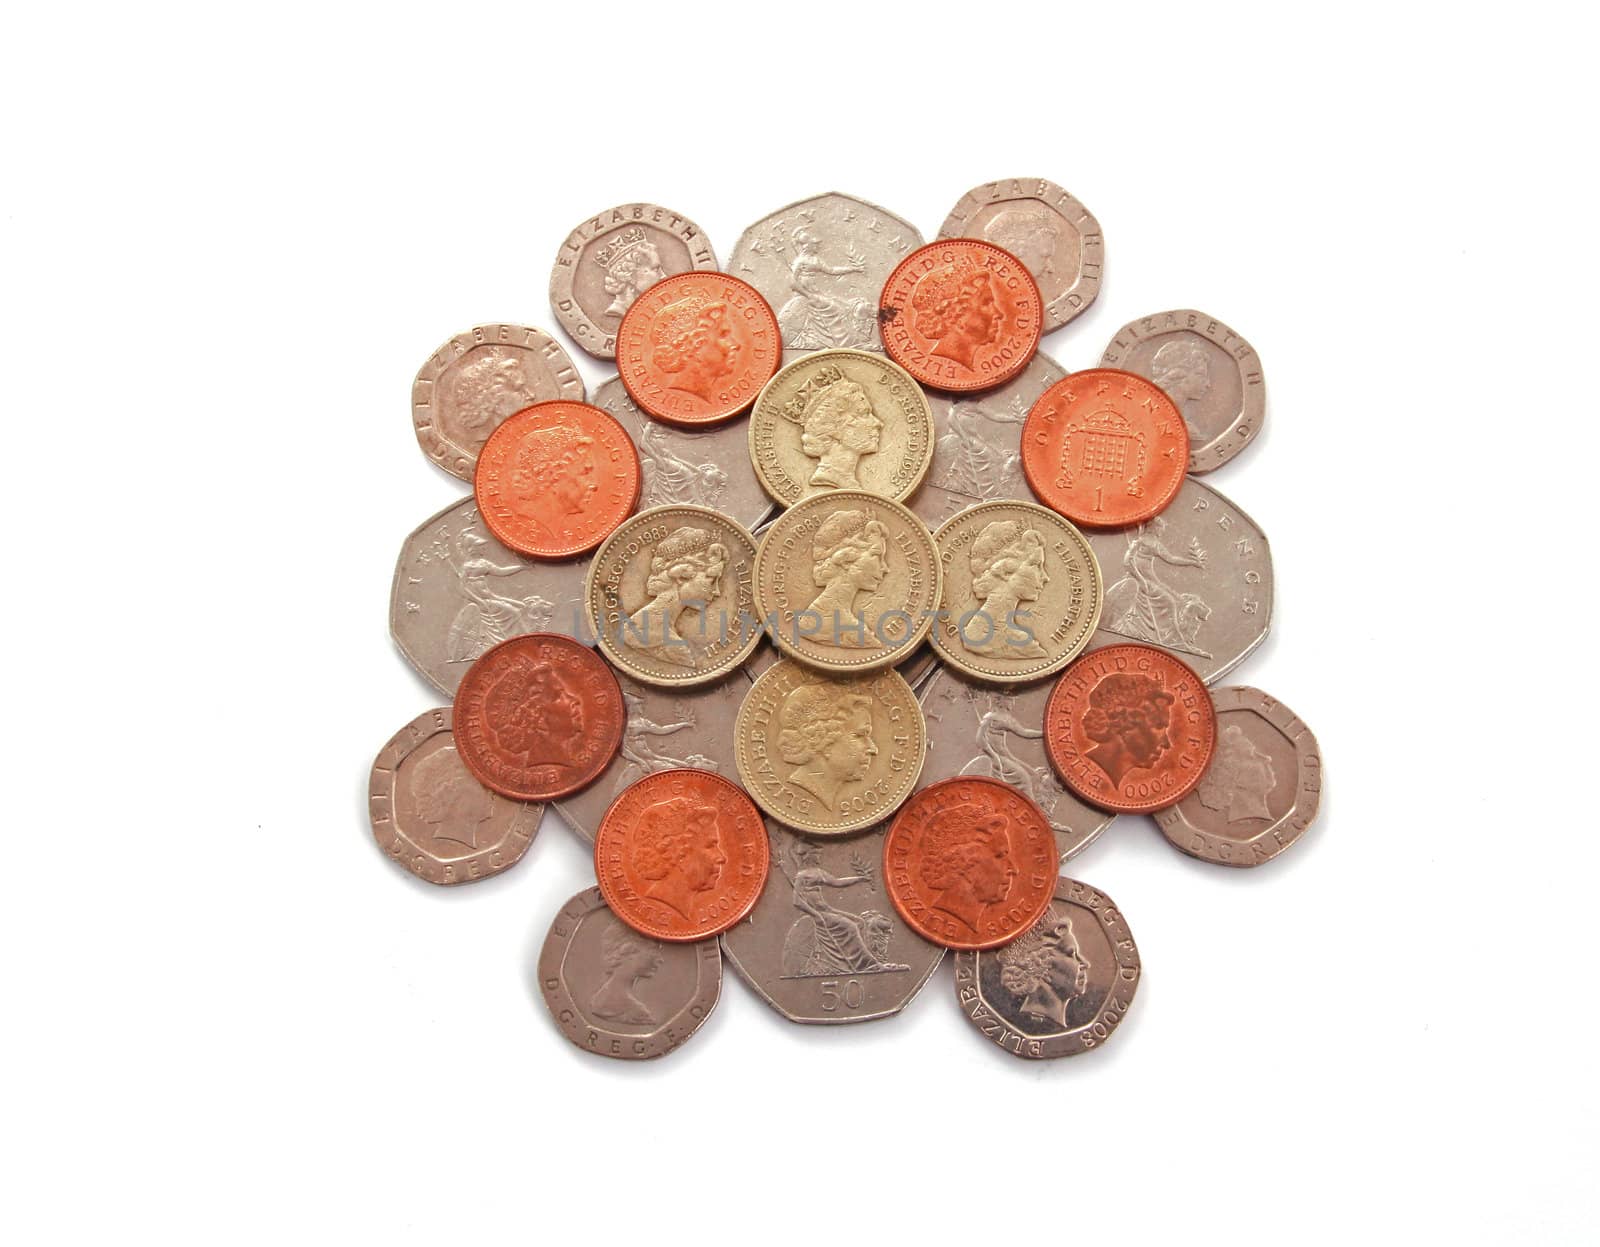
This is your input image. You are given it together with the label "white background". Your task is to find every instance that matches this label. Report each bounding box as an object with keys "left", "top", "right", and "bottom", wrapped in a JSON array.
[{"left": 4, "top": 3, "right": 1595, "bottom": 1243}]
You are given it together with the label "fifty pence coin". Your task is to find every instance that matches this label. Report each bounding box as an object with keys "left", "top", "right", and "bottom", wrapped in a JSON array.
[
  {"left": 411, "top": 324, "right": 583, "bottom": 481},
  {"left": 748, "top": 349, "right": 933, "bottom": 508},
  {"left": 538, "top": 886, "right": 722, "bottom": 1061},
  {"left": 1100, "top": 309, "right": 1265, "bottom": 474},
  {"left": 953, "top": 877, "right": 1140, "bottom": 1060},
  {"left": 937, "top": 178, "right": 1103, "bottom": 334},
  {"left": 728, "top": 191, "right": 922, "bottom": 354},
  {"left": 549, "top": 203, "right": 718, "bottom": 360},
  {"left": 389, "top": 496, "right": 595, "bottom": 697},
  {"left": 753, "top": 491, "right": 940, "bottom": 674},
  {"left": 720, "top": 819, "right": 945, "bottom": 1025},
  {"left": 1154, "top": 686, "right": 1322, "bottom": 867},
  {"left": 1084, "top": 476, "right": 1273, "bottom": 685},
  {"left": 929, "top": 499, "right": 1102, "bottom": 684},
  {"left": 368, "top": 707, "right": 541, "bottom": 885},
  {"left": 736, "top": 659, "right": 926, "bottom": 837}
]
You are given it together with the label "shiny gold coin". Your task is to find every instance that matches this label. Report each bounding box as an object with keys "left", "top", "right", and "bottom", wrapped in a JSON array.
[
  {"left": 929, "top": 500, "right": 1102, "bottom": 684},
  {"left": 585, "top": 505, "right": 762, "bottom": 687},
  {"left": 753, "top": 490, "right": 941, "bottom": 674},
  {"left": 735, "top": 658, "right": 926, "bottom": 836},
  {"left": 748, "top": 349, "right": 934, "bottom": 508}
]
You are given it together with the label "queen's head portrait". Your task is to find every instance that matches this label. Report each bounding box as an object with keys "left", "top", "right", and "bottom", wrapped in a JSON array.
[
  {"left": 911, "top": 261, "right": 1004, "bottom": 370},
  {"left": 1150, "top": 337, "right": 1212, "bottom": 415},
  {"left": 805, "top": 510, "right": 889, "bottom": 645},
  {"left": 650, "top": 292, "right": 742, "bottom": 403},
  {"left": 623, "top": 526, "right": 729, "bottom": 664},
  {"left": 484, "top": 656, "right": 585, "bottom": 764},
  {"left": 1195, "top": 723, "right": 1278, "bottom": 823},
  {"left": 982, "top": 206, "right": 1060, "bottom": 279},
  {"left": 444, "top": 348, "right": 535, "bottom": 446},
  {"left": 997, "top": 910, "right": 1090, "bottom": 1031},
  {"left": 594, "top": 228, "right": 668, "bottom": 319},
  {"left": 506, "top": 423, "right": 597, "bottom": 537},
  {"left": 778, "top": 365, "right": 883, "bottom": 490},
  {"left": 965, "top": 520, "right": 1049, "bottom": 659},
  {"left": 409, "top": 746, "right": 494, "bottom": 850},
  {"left": 777, "top": 682, "right": 878, "bottom": 812},
  {"left": 916, "top": 802, "right": 1018, "bottom": 937},
  {"left": 630, "top": 795, "right": 728, "bottom": 921},
  {"left": 1082, "top": 671, "right": 1176, "bottom": 788},
  {"left": 587, "top": 917, "right": 665, "bottom": 1026}
]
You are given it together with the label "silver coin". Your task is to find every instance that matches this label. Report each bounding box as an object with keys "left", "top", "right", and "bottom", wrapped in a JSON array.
[
  {"left": 411, "top": 323, "right": 584, "bottom": 481},
  {"left": 548, "top": 202, "right": 718, "bottom": 360},
  {"left": 1099, "top": 309, "right": 1265, "bottom": 473},
  {"left": 1154, "top": 685, "right": 1322, "bottom": 867},
  {"left": 721, "top": 819, "right": 943, "bottom": 1024},
  {"left": 919, "top": 666, "right": 1114, "bottom": 862},
  {"left": 552, "top": 670, "right": 752, "bottom": 843},
  {"left": 537, "top": 886, "right": 721, "bottom": 1060},
  {"left": 936, "top": 179, "right": 1103, "bottom": 334},
  {"left": 728, "top": 191, "right": 922, "bottom": 354},
  {"left": 389, "top": 496, "right": 595, "bottom": 697},
  {"left": 592, "top": 375, "right": 771, "bottom": 529},
  {"left": 952, "top": 877, "right": 1139, "bottom": 1060},
  {"left": 368, "top": 706, "right": 541, "bottom": 885},
  {"left": 1083, "top": 476, "right": 1272, "bottom": 685}
]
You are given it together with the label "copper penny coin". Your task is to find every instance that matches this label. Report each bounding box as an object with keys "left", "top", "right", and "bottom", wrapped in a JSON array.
[
  {"left": 877, "top": 239, "right": 1043, "bottom": 393},
  {"left": 615, "top": 271, "right": 782, "bottom": 428},
  {"left": 1044, "top": 644, "right": 1217, "bottom": 814},
  {"left": 883, "top": 777, "right": 1058, "bottom": 951},
  {"left": 1021, "top": 369, "right": 1189, "bottom": 529},
  {"left": 452, "top": 633, "right": 625, "bottom": 802},
  {"left": 594, "top": 768, "right": 770, "bottom": 943}
]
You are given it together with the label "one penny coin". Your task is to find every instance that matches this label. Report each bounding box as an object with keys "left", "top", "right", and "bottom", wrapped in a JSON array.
[
  {"left": 594, "top": 769, "right": 770, "bottom": 942},
  {"left": 473, "top": 400, "right": 641, "bottom": 559},
  {"left": 1044, "top": 644, "right": 1216, "bottom": 814},
  {"left": 616, "top": 272, "right": 782, "bottom": 427},
  {"left": 878, "top": 239, "right": 1042, "bottom": 393},
  {"left": 883, "top": 777, "right": 1058, "bottom": 951},
  {"left": 1022, "top": 369, "right": 1189, "bottom": 529},
  {"left": 452, "top": 633, "right": 625, "bottom": 801}
]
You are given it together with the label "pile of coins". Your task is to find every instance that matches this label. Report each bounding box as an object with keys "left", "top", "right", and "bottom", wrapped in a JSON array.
[{"left": 370, "top": 183, "right": 1324, "bottom": 1061}]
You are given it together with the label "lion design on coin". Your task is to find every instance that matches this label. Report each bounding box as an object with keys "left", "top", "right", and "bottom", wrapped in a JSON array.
[
  {"left": 630, "top": 795, "right": 728, "bottom": 922},
  {"left": 996, "top": 909, "right": 1090, "bottom": 1032},
  {"left": 912, "top": 260, "right": 1004, "bottom": 370},
  {"left": 1081, "top": 672, "right": 1175, "bottom": 788},
  {"left": 777, "top": 682, "right": 878, "bottom": 812}
]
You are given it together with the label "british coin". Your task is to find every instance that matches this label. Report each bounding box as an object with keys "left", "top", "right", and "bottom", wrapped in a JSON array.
[
  {"left": 727, "top": 191, "right": 922, "bottom": 354},
  {"left": 937, "top": 178, "right": 1104, "bottom": 334},
  {"left": 753, "top": 491, "right": 940, "bottom": 674},
  {"left": 548, "top": 203, "right": 718, "bottom": 360},
  {"left": 910, "top": 351, "right": 1069, "bottom": 529},
  {"left": 919, "top": 665, "right": 1115, "bottom": 864},
  {"left": 1153, "top": 686, "right": 1322, "bottom": 867},
  {"left": 411, "top": 324, "right": 584, "bottom": 481},
  {"left": 1083, "top": 476, "right": 1272, "bottom": 685},
  {"left": 554, "top": 670, "right": 752, "bottom": 844},
  {"left": 389, "top": 496, "right": 596, "bottom": 697},
  {"left": 593, "top": 375, "right": 771, "bottom": 529},
  {"left": 586, "top": 506, "right": 761, "bottom": 688},
  {"left": 1100, "top": 309, "right": 1264, "bottom": 474},
  {"left": 747, "top": 349, "right": 933, "bottom": 508},
  {"left": 736, "top": 659, "right": 926, "bottom": 836},
  {"left": 952, "top": 877, "right": 1139, "bottom": 1060},
  {"left": 930, "top": 500, "right": 1102, "bottom": 684},
  {"left": 368, "top": 707, "right": 541, "bottom": 885},
  {"left": 538, "top": 886, "right": 722, "bottom": 1060},
  {"left": 720, "top": 819, "right": 944, "bottom": 1025}
]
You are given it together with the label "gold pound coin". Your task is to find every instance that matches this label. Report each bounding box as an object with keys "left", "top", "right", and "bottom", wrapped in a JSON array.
[{"left": 735, "top": 658, "right": 926, "bottom": 836}]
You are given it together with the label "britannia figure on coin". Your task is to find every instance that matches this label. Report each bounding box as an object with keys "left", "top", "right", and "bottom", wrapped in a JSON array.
[
  {"left": 959, "top": 690, "right": 1059, "bottom": 816},
  {"left": 587, "top": 918, "right": 665, "bottom": 1025},
  {"left": 483, "top": 655, "right": 586, "bottom": 765},
  {"left": 638, "top": 419, "right": 728, "bottom": 509},
  {"left": 630, "top": 795, "right": 728, "bottom": 922},
  {"left": 776, "top": 835, "right": 908, "bottom": 978},
  {"left": 778, "top": 365, "right": 884, "bottom": 490},
  {"left": 963, "top": 520, "right": 1049, "bottom": 659},
  {"left": 441, "top": 348, "right": 536, "bottom": 444},
  {"left": 1103, "top": 517, "right": 1213, "bottom": 658},
  {"left": 650, "top": 294, "right": 742, "bottom": 403},
  {"left": 443, "top": 529, "right": 553, "bottom": 663},
  {"left": 804, "top": 511, "right": 889, "bottom": 645},
  {"left": 776, "top": 682, "right": 879, "bottom": 811},
  {"left": 596, "top": 229, "right": 669, "bottom": 319},
  {"left": 981, "top": 207, "right": 1059, "bottom": 282},
  {"left": 1149, "top": 338, "right": 1213, "bottom": 439},
  {"left": 1196, "top": 724, "right": 1278, "bottom": 822},
  {"left": 936, "top": 395, "right": 1027, "bottom": 499},
  {"left": 621, "top": 527, "right": 730, "bottom": 665},
  {"left": 916, "top": 803, "right": 1019, "bottom": 938},
  {"left": 911, "top": 262, "right": 1004, "bottom": 370},
  {"left": 409, "top": 746, "right": 494, "bottom": 850},
  {"left": 1081, "top": 672, "right": 1175, "bottom": 787},
  {"left": 778, "top": 227, "right": 874, "bottom": 350},
  {"left": 505, "top": 425, "right": 599, "bottom": 542},
  {"left": 613, "top": 691, "right": 714, "bottom": 792},
  {"left": 996, "top": 910, "right": 1090, "bottom": 1031}
]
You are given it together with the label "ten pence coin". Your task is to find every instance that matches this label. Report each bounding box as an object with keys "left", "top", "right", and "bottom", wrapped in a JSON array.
[
  {"left": 878, "top": 239, "right": 1042, "bottom": 393},
  {"left": 883, "top": 776, "right": 1057, "bottom": 951},
  {"left": 453, "top": 633, "right": 625, "bottom": 801},
  {"left": 616, "top": 272, "right": 782, "bottom": 427},
  {"left": 593, "top": 769, "right": 770, "bottom": 942},
  {"left": 473, "top": 400, "right": 641, "bottom": 559},
  {"left": 1045, "top": 644, "right": 1217, "bottom": 814}
]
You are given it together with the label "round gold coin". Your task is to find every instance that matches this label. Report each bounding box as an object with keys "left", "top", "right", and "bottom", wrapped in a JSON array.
[
  {"left": 735, "top": 658, "right": 926, "bottom": 836},
  {"left": 753, "top": 490, "right": 941, "bottom": 674},
  {"left": 748, "top": 349, "right": 934, "bottom": 508},
  {"left": 929, "top": 500, "right": 1102, "bottom": 684},
  {"left": 585, "top": 505, "right": 762, "bottom": 687}
]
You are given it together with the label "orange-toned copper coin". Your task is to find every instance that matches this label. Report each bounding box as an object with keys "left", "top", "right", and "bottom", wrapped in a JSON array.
[
  {"left": 594, "top": 768, "right": 770, "bottom": 942},
  {"left": 883, "top": 777, "right": 1058, "bottom": 951},
  {"left": 473, "top": 400, "right": 641, "bottom": 559},
  {"left": 878, "top": 239, "right": 1042, "bottom": 393},
  {"left": 615, "top": 272, "right": 781, "bottom": 427},
  {"left": 452, "top": 633, "right": 625, "bottom": 802},
  {"left": 1044, "top": 644, "right": 1217, "bottom": 814},
  {"left": 1022, "top": 368, "right": 1189, "bottom": 529}
]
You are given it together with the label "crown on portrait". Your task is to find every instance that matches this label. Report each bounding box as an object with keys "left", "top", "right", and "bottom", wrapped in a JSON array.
[
  {"left": 778, "top": 364, "right": 845, "bottom": 425},
  {"left": 593, "top": 226, "right": 649, "bottom": 270}
]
